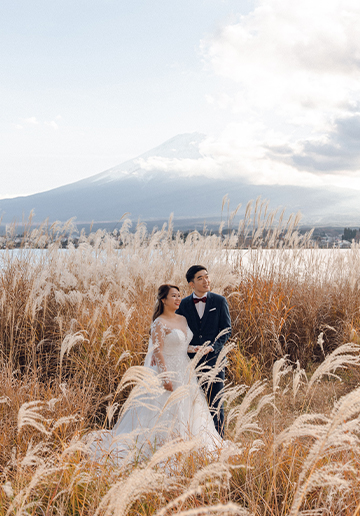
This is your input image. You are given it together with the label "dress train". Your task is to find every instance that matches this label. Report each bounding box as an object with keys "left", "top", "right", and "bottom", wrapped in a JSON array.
[{"left": 86, "top": 319, "right": 222, "bottom": 463}]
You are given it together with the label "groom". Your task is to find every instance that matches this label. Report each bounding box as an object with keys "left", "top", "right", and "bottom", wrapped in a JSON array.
[{"left": 177, "top": 265, "right": 231, "bottom": 437}]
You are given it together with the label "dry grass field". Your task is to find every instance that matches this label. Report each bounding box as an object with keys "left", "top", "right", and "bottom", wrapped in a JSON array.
[{"left": 1, "top": 201, "right": 360, "bottom": 515}]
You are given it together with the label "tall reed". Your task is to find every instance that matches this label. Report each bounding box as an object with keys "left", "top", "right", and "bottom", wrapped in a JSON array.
[{"left": 1, "top": 199, "right": 360, "bottom": 515}]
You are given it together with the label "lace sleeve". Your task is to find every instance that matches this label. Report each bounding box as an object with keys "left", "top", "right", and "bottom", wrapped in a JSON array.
[
  {"left": 150, "top": 319, "right": 168, "bottom": 374},
  {"left": 150, "top": 319, "right": 173, "bottom": 391}
]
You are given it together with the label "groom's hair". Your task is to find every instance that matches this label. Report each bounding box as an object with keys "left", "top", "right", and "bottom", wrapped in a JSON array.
[{"left": 186, "top": 265, "right": 207, "bottom": 283}]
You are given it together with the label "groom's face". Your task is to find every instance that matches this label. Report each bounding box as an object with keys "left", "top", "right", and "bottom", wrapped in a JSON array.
[{"left": 190, "top": 270, "right": 210, "bottom": 296}]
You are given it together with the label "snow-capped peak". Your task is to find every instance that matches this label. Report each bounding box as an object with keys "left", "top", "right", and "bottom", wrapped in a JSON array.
[{"left": 89, "top": 132, "right": 206, "bottom": 184}]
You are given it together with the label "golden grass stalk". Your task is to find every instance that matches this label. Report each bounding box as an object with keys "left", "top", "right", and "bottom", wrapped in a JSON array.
[
  {"left": 306, "top": 342, "right": 360, "bottom": 392},
  {"left": 1, "top": 204, "right": 360, "bottom": 514}
]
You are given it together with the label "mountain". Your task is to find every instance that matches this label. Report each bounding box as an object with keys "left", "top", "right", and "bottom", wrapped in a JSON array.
[{"left": 1, "top": 132, "right": 360, "bottom": 227}]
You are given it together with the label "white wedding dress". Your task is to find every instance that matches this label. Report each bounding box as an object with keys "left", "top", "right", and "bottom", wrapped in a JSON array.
[{"left": 87, "top": 318, "right": 222, "bottom": 463}]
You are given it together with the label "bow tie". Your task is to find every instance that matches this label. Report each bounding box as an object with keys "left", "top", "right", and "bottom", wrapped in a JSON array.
[{"left": 193, "top": 297, "right": 207, "bottom": 304}]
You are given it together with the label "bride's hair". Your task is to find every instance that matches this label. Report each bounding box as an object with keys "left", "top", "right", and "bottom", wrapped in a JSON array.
[{"left": 152, "top": 284, "right": 180, "bottom": 321}]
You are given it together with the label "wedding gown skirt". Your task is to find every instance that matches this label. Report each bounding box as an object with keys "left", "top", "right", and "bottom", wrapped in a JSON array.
[{"left": 87, "top": 324, "right": 222, "bottom": 462}]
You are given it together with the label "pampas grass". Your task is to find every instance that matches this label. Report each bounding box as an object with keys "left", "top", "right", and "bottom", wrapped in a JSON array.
[{"left": 1, "top": 200, "right": 360, "bottom": 515}]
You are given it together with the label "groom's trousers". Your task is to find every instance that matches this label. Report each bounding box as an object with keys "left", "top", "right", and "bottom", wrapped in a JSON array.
[{"left": 191, "top": 351, "right": 225, "bottom": 438}]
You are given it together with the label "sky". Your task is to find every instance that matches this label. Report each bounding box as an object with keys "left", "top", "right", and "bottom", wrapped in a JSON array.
[{"left": 1, "top": 0, "right": 360, "bottom": 198}]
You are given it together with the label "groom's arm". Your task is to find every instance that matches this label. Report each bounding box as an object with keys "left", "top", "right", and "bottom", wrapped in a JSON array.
[{"left": 211, "top": 297, "right": 232, "bottom": 354}]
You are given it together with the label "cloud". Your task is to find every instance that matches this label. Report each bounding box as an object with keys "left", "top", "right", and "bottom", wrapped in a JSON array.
[
  {"left": 203, "top": 0, "right": 360, "bottom": 110},
  {"left": 22, "top": 117, "right": 39, "bottom": 125},
  {"left": 135, "top": 155, "right": 221, "bottom": 178},
  {"left": 13, "top": 116, "right": 61, "bottom": 131},
  {"left": 135, "top": 127, "right": 324, "bottom": 189},
  {"left": 45, "top": 120, "right": 59, "bottom": 130},
  {"left": 200, "top": 0, "right": 360, "bottom": 187},
  {"left": 12, "top": 117, "right": 39, "bottom": 130},
  {"left": 269, "top": 113, "right": 360, "bottom": 173}
]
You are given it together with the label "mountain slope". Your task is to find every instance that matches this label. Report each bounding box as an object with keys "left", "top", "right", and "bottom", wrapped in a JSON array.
[{"left": 1, "top": 133, "right": 359, "bottom": 226}]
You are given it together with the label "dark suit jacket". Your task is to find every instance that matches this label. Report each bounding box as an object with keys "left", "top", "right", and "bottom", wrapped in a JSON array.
[{"left": 177, "top": 291, "right": 231, "bottom": 356}]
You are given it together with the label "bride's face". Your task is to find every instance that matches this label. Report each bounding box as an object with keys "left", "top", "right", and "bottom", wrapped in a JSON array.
[{"left": 163, "top": 288, "right": 181, "bottom": 311}]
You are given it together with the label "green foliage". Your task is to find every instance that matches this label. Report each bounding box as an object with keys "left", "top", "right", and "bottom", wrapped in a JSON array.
[{"left": 342, "top": 227, "right": 357, "bottom": 241}]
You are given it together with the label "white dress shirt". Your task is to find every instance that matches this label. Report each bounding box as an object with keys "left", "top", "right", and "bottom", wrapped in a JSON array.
[{"left": 193, "top": 292, "right": 208, "bottom": 319}]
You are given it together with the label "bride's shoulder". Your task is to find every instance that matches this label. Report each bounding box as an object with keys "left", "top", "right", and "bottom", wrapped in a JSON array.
[
  {"left": 151, "top": 317, "right": 161, "bottom": 327},
  {"left": 151, "top": 317, "right": 167, "bottom": 331}
]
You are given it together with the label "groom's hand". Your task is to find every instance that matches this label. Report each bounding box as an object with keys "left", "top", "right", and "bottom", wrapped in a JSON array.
[
  {"left": 192, "top": 345, "right": 214, "bottom": 354},
  {"left": 202, "top": 345, "right": 214, "bottom": 355}
]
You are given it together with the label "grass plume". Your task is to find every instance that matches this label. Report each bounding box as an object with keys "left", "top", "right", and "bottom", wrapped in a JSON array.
[{"left": 1, "top": 202, "right": 360, "bottom": 514}]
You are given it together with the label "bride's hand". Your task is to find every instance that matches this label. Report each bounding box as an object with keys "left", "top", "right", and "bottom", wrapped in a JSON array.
[{"left": 163, "top": 378, "right": 173, "bottom": 392}]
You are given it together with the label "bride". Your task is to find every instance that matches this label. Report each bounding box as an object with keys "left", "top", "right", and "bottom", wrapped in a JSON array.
[{"left": 87, "top": 284, "right": 222, "bottom": 462}]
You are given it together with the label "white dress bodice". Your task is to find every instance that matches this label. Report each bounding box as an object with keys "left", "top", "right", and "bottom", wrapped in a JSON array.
[{"left": 150, "top": 321, "right": 193, "bottom": 388}]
